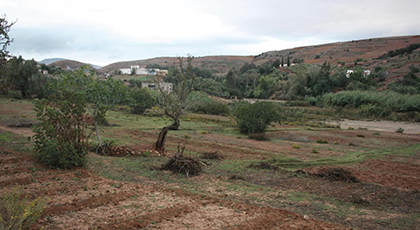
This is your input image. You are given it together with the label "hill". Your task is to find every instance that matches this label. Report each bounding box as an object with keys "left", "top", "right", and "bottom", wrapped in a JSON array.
[
  {"left": 38, "top": 58, "right": 66, "bottom": 65},
  {"left": 100, "top": 56, "right": 254, "bottom": 76},
  {"left": 48, "top": 59, "right": 102, "bottom": 70},
  {"left": 254, "top": 35, "right": 420, "bottom": 80}
]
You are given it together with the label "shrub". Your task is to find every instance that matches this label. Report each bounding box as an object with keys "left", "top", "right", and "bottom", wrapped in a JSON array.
[
  {"left": 129, "top": 87, "right": 157, "bottom": 114},
  {"left": 292, "top": 143, "right": 300, "bottom": 149},
  {"left": 312, "top": 148, "right": 319, "bottom": 153},
  {"left": 316, "top": 138, "right": 328, "bottom": 144},
  {"left": 395, "top": 127, "right": 404, "bottom": 133},
  {"left": 233, "top": 101, "right": 280, "bottom": 135},
  {"left": 356, "top": 134, "right": 365, "bottom": 138},
  {"left": 187, "top": 91, "right": 230, "bottom": 115},
  {"left": 33, "top": 82, "right": 89, "bottom": 169},
  {"left": 0, "top": 188, "right": 47, "bottom": 230}
]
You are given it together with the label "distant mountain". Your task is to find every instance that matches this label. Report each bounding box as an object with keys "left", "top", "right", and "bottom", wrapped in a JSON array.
[
  {"left": 100, "top": 56, "right": 254, "bottom": 76},
  {"left": 46, "top": 59, "right": 102, "bottom": 70},
  {"left": 38, "top": 58, "right": 66, "bottom": 65}
]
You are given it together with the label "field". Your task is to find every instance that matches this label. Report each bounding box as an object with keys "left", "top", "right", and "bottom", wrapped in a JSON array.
[{"left": 1, "top": 97, "right": 420, "bottom": 229}]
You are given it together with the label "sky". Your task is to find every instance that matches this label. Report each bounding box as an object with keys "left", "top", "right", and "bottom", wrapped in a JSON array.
[{"left": 2, "top": 0, "right": 420, "bottom": 66}]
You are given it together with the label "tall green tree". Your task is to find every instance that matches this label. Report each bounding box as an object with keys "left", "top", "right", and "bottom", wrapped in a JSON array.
[{"left": 4, "top": 56, "right": 41, "bottom": 98}]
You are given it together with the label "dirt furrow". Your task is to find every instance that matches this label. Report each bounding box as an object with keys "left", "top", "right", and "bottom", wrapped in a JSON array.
[
  {"left": 99, "top": 203, "right": 196, "bottom": 229},
  {"left": 0, "top": 168, "right": 91, "bottom": 188},
  {"left": 43, "top": 191, "right": 134, "bottom": 217},
  {"left": 226, "top": 208, "right": 350, "bottom": 230}
]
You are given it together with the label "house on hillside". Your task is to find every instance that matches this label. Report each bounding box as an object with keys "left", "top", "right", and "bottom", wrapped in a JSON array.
[
  {"left": 120, "top": 68, "right": 132, "bottom": 74},
  {"left": 119, "top": 66, "right": 168, "bottom": 76},
  {"left": 346, "top": 70, "right": 354, "bottom": 78},
  {"left": 363, "top": 70, "right": 371, "bottom": 77},
  {"left": 141, "top": 81, "right": 173, "bottom": 92},
  {"left": 346, "top": 69, "right": 371, "bottom": 78}
]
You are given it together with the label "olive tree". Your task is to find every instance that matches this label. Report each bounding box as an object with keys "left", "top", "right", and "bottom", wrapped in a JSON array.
[{"left": 155, "top": 56, "right": 196, "bottom": 153}]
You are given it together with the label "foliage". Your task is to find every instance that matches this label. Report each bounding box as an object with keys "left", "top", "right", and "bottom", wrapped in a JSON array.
[
  {"left": 128, "top": 78, "right": 143, "bottom": 87},
  {"left": 316, "top": 138, "right": 328, "bottom": 144},
  {"left": 0, "top": 188, "right": 47, "bottom": 230},
  {"left": 1, "top": 56, "right": 50, "bottom": 98},
  {"left": 322, "top": 90, "right": 420, "bottom": 115},
  {"left": 33, "top": 68, "right": 128, "bottom": 167},
  {"left": 292, "top": 143, "right": 300, "bottom": 149},
  {"left": 33, "top": 79, "right": 90, "bottom": 168},
  {"left": 186, "top": 91, "right": 230, "bottom": 115},
  {"left": 378, "top": 43, "right": 420, "bottom": 59},
  {"left": 388, "top": 65, "right": 420, "bottom": 94},
  {"left": 224, "top": 62, "right": 283, "bottom": 99},
  {"left": 0, "top": 15, "right": 15, "bottom": 71},
  {"left": 233, "top": 101, "right": 280, "bottom": 135},
  {"left": 129, "top": 87, "right": 157, "bottom": 114},
  {"left": 395, "top": 127, "right": 404, "bottom": 133},
  {"left": 158, "top": 56, "right": 196, "bottom": 130}
]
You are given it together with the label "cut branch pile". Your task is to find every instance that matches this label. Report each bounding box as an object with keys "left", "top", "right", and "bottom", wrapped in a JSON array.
[
  {"left": 160, "top": 144, "right": 208, "bottom": 177},
  {"left": 94, "top": 144, "right": 144, "bottom": 157}
]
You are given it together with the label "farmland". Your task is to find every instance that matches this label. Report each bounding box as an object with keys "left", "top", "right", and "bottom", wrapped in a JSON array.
[{"left": 1, "top": 97, "right": 420, "bottom": 229}]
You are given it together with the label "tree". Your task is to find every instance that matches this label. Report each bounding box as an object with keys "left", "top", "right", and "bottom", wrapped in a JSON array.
[
  {"left": 33, "top": 72, "right": 90, "bottom": 169},
  {"left": 155, "top": 56, "right": 196, "bottom": 153},
  {"left": 3, "top": 56, "right": 41, "bottom": 98},
  {"left": 48, "top": 66, "right": 129, "bottom": 146},
  {"left": 0, "top": 15, "right": 15, "bottom": 93},
  {"left": 233, "top": 102, "right": 280, "bottom": 135},
  {"left": 0, "top": 15, "right": 15, "bottom": 65}
]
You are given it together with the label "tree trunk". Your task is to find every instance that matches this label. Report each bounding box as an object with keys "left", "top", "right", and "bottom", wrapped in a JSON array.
[{"left": 154, "top": 119, "right": 180, "bottom": 153}]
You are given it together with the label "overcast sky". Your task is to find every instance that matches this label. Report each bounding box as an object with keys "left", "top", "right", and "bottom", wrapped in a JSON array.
[{"left": 2, "top": 0, "right": 420, "bottom": 66}]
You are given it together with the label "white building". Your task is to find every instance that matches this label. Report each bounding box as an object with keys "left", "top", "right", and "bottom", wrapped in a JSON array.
[
  {"left": 346, "top": 69, "right": 371, "bottom": 78},
  {"left": 120, "top": 68, "right": 132, "bottom": 75},
  {"left": 120, "top": 66, "right": 169, "bottom": 76}
]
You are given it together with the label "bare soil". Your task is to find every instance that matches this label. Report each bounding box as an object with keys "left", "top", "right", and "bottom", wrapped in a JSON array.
[{"left": 0, "top": 146, "right": 347, "bottom": 229}]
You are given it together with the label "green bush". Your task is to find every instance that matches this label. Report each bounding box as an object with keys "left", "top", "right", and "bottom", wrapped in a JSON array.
[
  {"left": 0, "top": 188, "right": 47, "bottom": 230},
  {"left": 187, "top": 91, "right": 230, "bottom": 115},
  {"left": 322, "top": 90, "right": 420, "bottom": 117},
  {"left": 233, "top": 101, "right": 280, "bottom": 135},
  {"left": 359, "top": 103, "right": 391, "bottom": 118},
  {"left": 36, "top": 140, "right": 87, "bottom": 168},
  {"left": 129, "top": 87, "right": 157, "bottom": 114},
  {"left": 395, "top": 127, "right": 404, "bottom": 133},
  {"left": 316, "top": 138, "right": 328, "bottom": 144},
  {"left": 33, "top": 74, "right": 90, "bottom": 169}
]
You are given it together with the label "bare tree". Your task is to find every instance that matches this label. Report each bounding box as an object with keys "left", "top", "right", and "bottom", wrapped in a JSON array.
[{"left": 155, "top": 55, "right": 195, "bottom": 153}]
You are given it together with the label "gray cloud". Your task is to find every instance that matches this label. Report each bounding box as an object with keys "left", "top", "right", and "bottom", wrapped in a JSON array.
[{"left": 4, "top": 0, "right": 420, "bottom": 65}]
